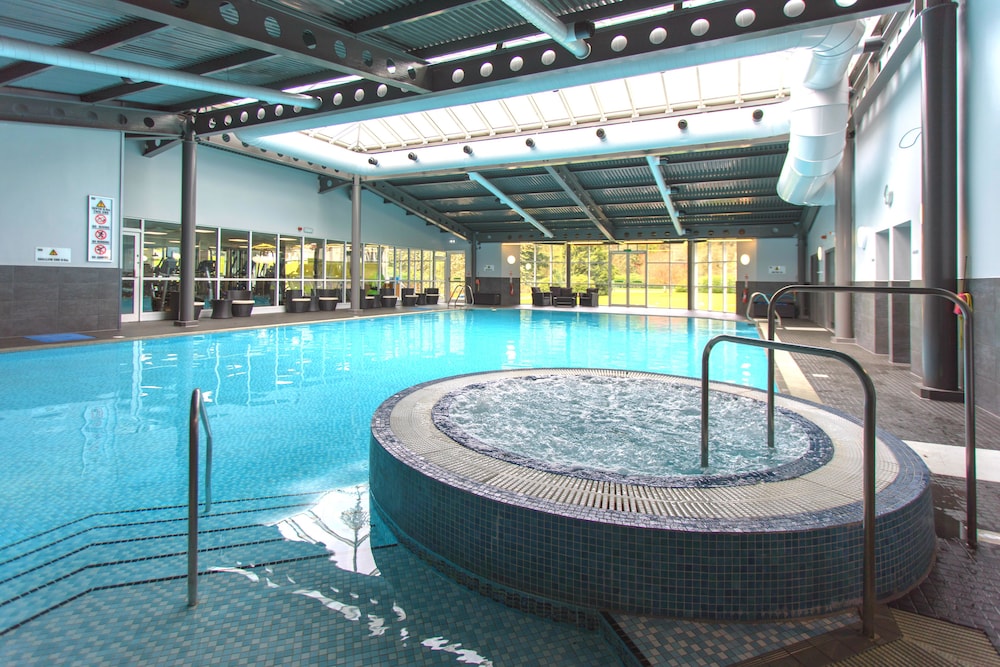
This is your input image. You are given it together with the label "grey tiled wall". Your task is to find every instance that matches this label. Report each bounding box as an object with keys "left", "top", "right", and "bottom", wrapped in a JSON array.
[
  {"left": 0, "top": 265, "right": 120, "bottom": 338},
  {"left": 969, "top": 278, "right": 998, "bottom": 417}
]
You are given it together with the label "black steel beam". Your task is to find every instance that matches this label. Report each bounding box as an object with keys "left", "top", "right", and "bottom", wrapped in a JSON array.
[
  {"left": 194, "top": 0, "right": 906, "bottom": 136},
  {"left": 0, "top": 19, "right": 165, "bottom": 86},
  {"left": 81, "top": 49, "right": 275, "bottom": 104},
  {"left": 0, "top": 90, "right": 186, "bottom": 135},
  {"left": 107, "top": 0, "right": 430, "bottom": 92},
  {"left": 363, "top": 180, "right": 471, "bottom": 239}
]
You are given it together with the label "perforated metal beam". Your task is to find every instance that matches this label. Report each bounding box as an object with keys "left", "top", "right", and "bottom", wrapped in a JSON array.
[
  {"left": 0, "top": 91, "right": 185, "bottom": 135},
  {"left": 107, "top": 0, "right": 430, "bottom": 92},
  {"left": 194, "top": 0, "right": 907, "bottom": 137},
  {"left": 363, "top": 181, "right": 471, "bottom": 239}
]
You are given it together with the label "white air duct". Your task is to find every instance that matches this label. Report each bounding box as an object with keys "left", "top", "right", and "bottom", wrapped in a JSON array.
[
  {"left": 469, "top": 171, "right": 553, "bottom": 238},
  {"left": 0, "top": 35, "right": 320, "bottom": 108},
  {"left": 646, "top": 156, "right": 684, "bottom": 236},
  {"left": 236, "top": 103, "right": 790, "bottom": 178},
  {"left": 776, "top": 20, "right": 867, "bottom": 206},
  {"left": 499, "top": 0, "right": 592, "bottom": 59}
]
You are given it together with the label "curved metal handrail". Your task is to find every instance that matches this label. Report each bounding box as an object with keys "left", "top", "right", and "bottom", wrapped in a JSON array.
[
  {"left": 745, "top": 291, "right": 782, "bottom": 328},
  {"left": 187, "top": 388, "right": 214, "bottom": 608},
  {"left": 449, "top": 284, "right": 474, "bottom": 308},
  {"left": 702, "top": 334, "right": 878, "bottom": 638},
  {"left": 765, "top": 285, "right": 977, "bottom": 548}
]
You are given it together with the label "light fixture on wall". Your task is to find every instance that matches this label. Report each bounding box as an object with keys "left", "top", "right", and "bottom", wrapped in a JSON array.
[
  {"left": 739, "top": 253, "right": 750, "bottom": 266},
  {"left": 817, "top": 246, "right": 824, "bottom": 262},
  {"left": 506, "top": 254, "right": 516, "bottom": 265}
]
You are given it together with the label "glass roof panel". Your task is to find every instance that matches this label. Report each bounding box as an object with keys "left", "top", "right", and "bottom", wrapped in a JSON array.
[
  {"left": 592, "top": 79, "right": 632, "bottom": 118},
  {"left": 501, "top": 95, "right": 542, "bottom": 128},
  {"left": 663, "top": 67, "right": 702, "bottom": 108},
  {"left": 627, "top": 72, "right": 669, "bottom": 115},
  {"left": 303, "top": 51, "right": 797, "bottom": 152},
  {"left": 698, "top": 60, "right": 740, "bottom": 104}
]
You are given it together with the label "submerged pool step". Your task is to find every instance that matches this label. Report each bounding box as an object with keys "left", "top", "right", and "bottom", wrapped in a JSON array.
[
  {"left": 0, "top": 494, "right": 327, "bottom": 635},
  {"left": 0, "top": 492, "right": 323, "bottom": 565}
]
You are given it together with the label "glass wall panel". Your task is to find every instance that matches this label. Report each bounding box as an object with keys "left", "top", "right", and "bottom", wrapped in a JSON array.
[
  {"left": 326, "top": 240, "right": 345, "bottom": 298},
  {"left": 433, "top": 251, "right": 446, "bottom": 293},
  {"left": 221, "top": 229, "right": 250, "bottom": 300},
  {"left": 251, "top": 232, "right": 277, "bottom": 306},
  {"left": 142, "top": 220, "right": 180, "bottom": 313},
  {"left": 304, "top": 236, "right": 323, "bottom": 294},
  {"left": 194, "top": 226, "right": 218, "bottom": 302}
]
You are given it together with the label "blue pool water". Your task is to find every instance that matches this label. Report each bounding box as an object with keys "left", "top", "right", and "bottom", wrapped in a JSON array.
[{"left": 0, "top": 309, "right": 762, "bottom": 546}]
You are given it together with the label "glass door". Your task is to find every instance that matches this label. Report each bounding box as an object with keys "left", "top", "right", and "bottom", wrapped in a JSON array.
[
  {"left": 609, "top": 250, "right": 647, "bottom": 307},
  {"left": 121, "top": 230, "right": 141, "bottom": 322}
]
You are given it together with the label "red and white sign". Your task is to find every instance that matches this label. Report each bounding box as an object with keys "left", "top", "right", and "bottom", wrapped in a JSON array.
[{"left": 87, "top": 195, "right": 115, "bottom": 263}]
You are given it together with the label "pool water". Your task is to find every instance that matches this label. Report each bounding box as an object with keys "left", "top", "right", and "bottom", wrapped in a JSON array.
[
  {"left": 436, "top": 373, "right": 821, "bottom": 481},
  {"left": 0, "top": 309, "right": 762, "bottom": 545}
]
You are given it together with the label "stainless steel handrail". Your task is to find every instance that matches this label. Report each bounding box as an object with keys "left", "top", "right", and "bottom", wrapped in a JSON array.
[
  {"left": 448, "top": 284, "right": 474, "bottom": 307},
  {"left": 187, "top": 388, "right": 214, "bottom": 608},
  {"left": 701, "top": 334, "right": 878, "bottom": 639},
  {"left": 745, "top": 291, "right": 782, "bottom": 328},
  {"left": 765, "top": 285, "right": 977, "bottom": 548}
]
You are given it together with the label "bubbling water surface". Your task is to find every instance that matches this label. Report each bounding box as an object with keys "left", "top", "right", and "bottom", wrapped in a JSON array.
[{"left": 436, "top": 374, "right": 827, "bottom": 485}]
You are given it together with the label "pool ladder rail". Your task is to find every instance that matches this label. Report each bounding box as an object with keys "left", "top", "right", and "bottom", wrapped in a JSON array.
[
  {"left": 745, "top": 291, "right": 782, "bottom": 330},
  {"left": 449, "top": 284, "right": 474, "bottom": 308},
  {"left": 187, "top": 388, "right": 214, "bottom": 608}
]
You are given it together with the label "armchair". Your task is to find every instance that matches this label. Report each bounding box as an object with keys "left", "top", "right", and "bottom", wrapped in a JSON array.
[
  {"left": 531, "top": 286, "right": 552, "bottom": 306},
  {"left": 578, "top": 288, "right": 599, "bottom": 307}
]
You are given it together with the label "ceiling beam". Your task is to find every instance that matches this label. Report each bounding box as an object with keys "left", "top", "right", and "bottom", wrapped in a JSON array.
[
  {"left": 362, "top": 181, "right": 471, "bottom": 240},
  {"left": 81, "top": 49, "right": 276, "bottom": 104},
  {"left": 348, "top": 0, "right": 488, "bottom": 34},
  {"left": 468, "top": 172, "right": 553, "bottom": 238},
  {"left": 543, "top": 166, "right": 616, "bottom": 241},
  {"left": 0, "top": 19, "right": 166, "bottom": 86},
  {"left": 105, "top": 0, "right": 430, "bottom": 92},
  {"left": 0, "top": 90, "right": 185, "bottom": 135},
  {"left": 194, "top": 0, "right": 907, "bottom": 137}
]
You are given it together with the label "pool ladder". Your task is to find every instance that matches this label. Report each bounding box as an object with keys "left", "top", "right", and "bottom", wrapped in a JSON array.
[
  {"left": 187, "top": 388, "right": 214, "bottom": 608},
  {"left": 449, "top": 284, "right": 474, "bottom": 308},
  {"left": 745, "top": 291, "right": 782, "bottom": 330}
]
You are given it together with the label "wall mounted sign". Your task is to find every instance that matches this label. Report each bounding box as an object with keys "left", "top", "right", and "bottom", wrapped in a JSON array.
[
  {"left": 36, "top": 247, "right": 71, "bottom": 263},
  {"left": 768, "top": 265, "right": 787, "bottom": 275},
  {"left": 87, "top": 195, "right": 115, "bottom": 263}
]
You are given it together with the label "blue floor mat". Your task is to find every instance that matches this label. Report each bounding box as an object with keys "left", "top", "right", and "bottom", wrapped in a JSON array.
[{"left": 24, "top": 333, "right": 95, "bottom": 343}]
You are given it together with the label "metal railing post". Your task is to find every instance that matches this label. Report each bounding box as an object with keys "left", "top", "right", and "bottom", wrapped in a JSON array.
[
  {"left": 187, "top": 389, "right": 200, "bottom": 608},
  {"left": 703, "top": 334, "right": 878, "bottom": 638},
  {"left": 187, "top": 388, "right": 215, "bottom": 608},
  {"left": 766, "top": 285, "right": 976, "bottom": 548}
]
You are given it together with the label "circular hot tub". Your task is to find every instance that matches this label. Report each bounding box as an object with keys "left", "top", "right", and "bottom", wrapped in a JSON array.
[{"left": 369, "top": 369, "right": 935, "bottom": 621}]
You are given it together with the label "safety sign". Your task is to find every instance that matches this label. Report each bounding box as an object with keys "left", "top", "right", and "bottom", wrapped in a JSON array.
[{"left": 88, "top": 195, "right": 115, "bottom": 263}]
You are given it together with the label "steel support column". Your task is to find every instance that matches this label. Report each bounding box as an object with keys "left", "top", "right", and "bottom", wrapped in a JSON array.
[
  {"left": 919, "top": 1, "right": 960, "bottom": 399},
  {"left": 350, "top": 175, "right": 362, "bottom": 312},
  {"left": 833, "top": 123, "right": 855, "bottom": 342},
  {"left": 176, "top": 121, "right": 198, "bottom": 327}
]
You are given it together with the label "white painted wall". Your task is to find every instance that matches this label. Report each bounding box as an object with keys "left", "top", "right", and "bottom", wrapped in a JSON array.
[
  {"left": 0, "top": 122, "right": 122, "bottom": 267},
  {"left": 853, "top": 45, "right": 924, "bottom": 282},
  {"left": 123, "top": 142, "right": 464, "bottom": 250},
  {"left": 753, "top": 238, "right": 800, "bottom": 282},
  {"left": 964, "top": 0, "right": 1000, "bottom": 279}
]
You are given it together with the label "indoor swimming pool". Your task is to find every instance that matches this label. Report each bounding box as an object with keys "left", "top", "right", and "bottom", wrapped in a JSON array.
[{"left": 1, "top": 308, "right": 784, "bottom": 664}]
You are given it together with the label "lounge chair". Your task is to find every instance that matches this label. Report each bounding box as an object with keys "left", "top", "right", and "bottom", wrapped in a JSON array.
[
  {"left": 531, "top": 287, "right": 552, "bottom": 306},
  {"left": 577, "top": 288, "right": 598, "bottom": 307},
  {"left": 551, "top": 287, "right": 576, "bottom": 307},
  {"left": 314, "top": 288, "right": 340, "bottom": 311},
  {"left": 284, "top": 289, "right": 312, "bottom": 313},
  {"left": 227, "top": 289, "right": 255, "bottom": 317},
  {"left": 425, "top": 288, "right": 440, "bottom": 305}
]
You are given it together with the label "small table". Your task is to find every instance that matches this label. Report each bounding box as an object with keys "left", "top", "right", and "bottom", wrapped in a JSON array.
[
  {"left": 402, "top": 295, "right": 417, "bottom": 306},
  {"left": 210, "top": 299, "right": 232, "bottom": 319},
  {"left": 381, "top": 296, "right": 398, "bottom": 308}
]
